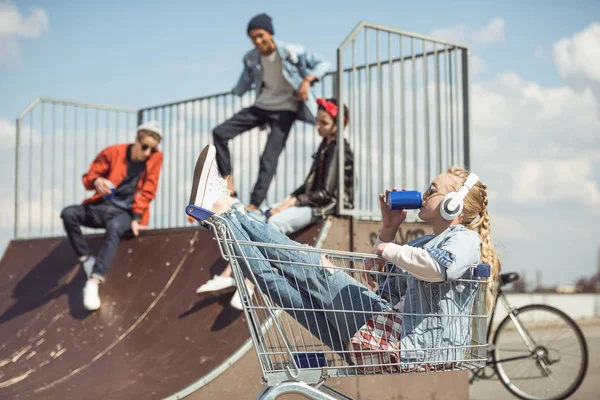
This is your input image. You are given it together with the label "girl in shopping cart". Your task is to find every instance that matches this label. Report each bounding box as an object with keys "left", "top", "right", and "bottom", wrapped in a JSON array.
[{"left": 186, "top": 144, "right": 501, "bottom": 372}]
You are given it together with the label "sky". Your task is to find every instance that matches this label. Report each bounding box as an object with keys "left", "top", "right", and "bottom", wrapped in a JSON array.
[{"left": 0, "top": 0, "right": 599, "bottom": 287}]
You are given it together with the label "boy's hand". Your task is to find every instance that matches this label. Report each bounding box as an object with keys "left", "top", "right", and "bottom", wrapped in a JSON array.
[
  {"left": 131, "top": 220, "right": 149, "bottom": 237},
  {"left": 94, "top": 177, "right": 113, "bottom": 196}
]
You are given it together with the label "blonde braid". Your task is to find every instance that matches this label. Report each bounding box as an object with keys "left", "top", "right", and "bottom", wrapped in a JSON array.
[{"left": 478, "top": 185, "right": 501, "bottom": 311}]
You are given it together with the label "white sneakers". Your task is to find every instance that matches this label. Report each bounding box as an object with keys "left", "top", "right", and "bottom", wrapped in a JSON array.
[
  {"left": 83, "top": 280, "right": 101, "bottom": 311},
  {"left": 189, "top": 145, "right": 230, "bottom": 212},
  {"left": 196, "top": 275, "right": 236, "bottom": 294},
  {"left": 196, "top": 275, "right": 254, "bottom": 311}
]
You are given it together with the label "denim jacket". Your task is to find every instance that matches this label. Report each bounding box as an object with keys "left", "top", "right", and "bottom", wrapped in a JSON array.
[
  {"left": 376, "top": 225, "right": 483, "bottom": 364},
  {"left": 233, "top": 40, "right": 332, "bottom": 124}
]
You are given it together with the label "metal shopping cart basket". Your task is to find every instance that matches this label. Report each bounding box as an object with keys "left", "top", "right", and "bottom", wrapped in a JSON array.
[{"left": 196, "top": 213, "right": 490, "bottom": 400}]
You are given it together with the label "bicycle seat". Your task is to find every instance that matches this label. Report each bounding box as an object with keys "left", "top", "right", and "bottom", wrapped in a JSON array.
[{"left": 500, "top": 272, "right": 520, "bottom": 286}]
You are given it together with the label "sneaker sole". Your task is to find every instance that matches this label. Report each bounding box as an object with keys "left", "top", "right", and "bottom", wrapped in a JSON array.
[{"left": 189, "top": 145, "right": 216, "bottom": 207}]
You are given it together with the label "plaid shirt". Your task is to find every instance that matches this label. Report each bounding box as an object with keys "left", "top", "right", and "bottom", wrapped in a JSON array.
[{"left": 347, "top": 307, "right": 404, "bottom": 374}]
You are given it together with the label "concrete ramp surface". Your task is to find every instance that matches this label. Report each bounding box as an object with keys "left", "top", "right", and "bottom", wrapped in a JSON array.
[{"left": 0, "top": 224, "right": 322, "bottom": 400}]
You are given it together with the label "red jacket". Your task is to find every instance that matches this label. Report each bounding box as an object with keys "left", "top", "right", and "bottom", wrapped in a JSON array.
[{"left": 81, "top": 143, "right": 163, "bottom": 226}]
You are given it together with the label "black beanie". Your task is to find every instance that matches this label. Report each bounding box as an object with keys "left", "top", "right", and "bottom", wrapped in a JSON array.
[{"left": 247, "top": 13, "right": 274, "bottom": 36}]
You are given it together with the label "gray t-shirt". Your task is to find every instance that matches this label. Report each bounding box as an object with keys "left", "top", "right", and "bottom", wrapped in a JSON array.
[{"left": 254, "top": 50, "right": 299, "bottom": 113}]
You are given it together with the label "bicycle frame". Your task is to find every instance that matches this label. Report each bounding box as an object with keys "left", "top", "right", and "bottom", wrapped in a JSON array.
[{"left": 481, "top": 289, "right": 551, "bottom": 371}]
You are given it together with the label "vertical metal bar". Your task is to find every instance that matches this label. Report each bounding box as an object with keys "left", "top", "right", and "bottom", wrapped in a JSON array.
[
  {"left": 116, "top": 110, "right": 120, "bottom": 142},
  {"left": 423, "top": 39, "right": 430, "bottom": 187},
  {"left": 14, "top": 117, "right": 20, "bottom": 238},
  {"left": 63, "top": 106, "right": 68, "bottom": 227},
  {"left": 95, "top": 109, "right": 99, "bottom": 151},
  {"left": 365, "top": 28, "right": 372, "bottom": 212},
  {"left": 105, "top": 110, "right": 109, "bottom": 149},
  {"left": 377, "top": 30, "right": 383, "bottom": 194},
  {"left": 169, "top": 105, "right": 173, "bottom": 227},
  {"left": 336, "top": 47, "right": 345, "bottom": 216},
  {"left": 357, "top": 68, "right": 363, "bottom": 213},
  {"left": 161, "top": 106, "right": 166, "bottom": 228},
  {"left": 453, "top": 49, "right": 459, "bottom": 165},
  {"left": 461, "top": 48, "right": 471, "bottom": 169},
  {"left": 388, "top": 32, "right": 395, "bottom": 188},
  {"left": 448, "top": 50, "right": 455, "bottom": 166},
  {"left": 51, "top": 103, "right": 56, "bottom": 235},
  {"left": 28, "top": 110, "right": 33, "bottom": 236},
  {"left": 445, "top": 48, "right": 451, "bottom": 169},
  {"left": 400, "top": 36, "right": 406, "bottom": 189},
  {"left": 411, "top": 37, "right": 417, "bottom": 189},
  {"left": 352, "top": 38, "right": 357, "bottom": 160},
  {"left": 183, "top": 102, "right": 188, "bottom": 226},
  {"left": 85, "top": 107, "right": 88, "bottom": 181},
  {"left": 435, "top": 44, "right": 442, "bottom": 174},
  {"left": 40, "top": 103, "right": 45, "bottom": 235},
  {"left": 73, "top": 107, "right": 77, "bottom": 209}
]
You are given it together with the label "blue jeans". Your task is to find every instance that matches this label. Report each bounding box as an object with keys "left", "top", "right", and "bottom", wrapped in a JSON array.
[
  {"left": 263, "top": 205, "right": 318, "bottom": 235},
  {"left": 61, "top": 201, "right": 132, "bottom": 282},
  {"left": 215, "top": 204, "right": 391, "bottom": 358}
]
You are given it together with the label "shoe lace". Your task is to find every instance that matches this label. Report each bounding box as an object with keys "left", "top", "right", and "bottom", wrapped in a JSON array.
[{"left": 209, "top": 162, "right": 231, "bottom": 196}]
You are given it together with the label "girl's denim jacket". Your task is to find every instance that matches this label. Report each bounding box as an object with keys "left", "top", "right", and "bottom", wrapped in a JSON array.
[
  {"left": 377, "top": 225, "right": 483, "bottom": 364},
  {"left": 233, "top": 40, "right": 331, "bottom": 124}
]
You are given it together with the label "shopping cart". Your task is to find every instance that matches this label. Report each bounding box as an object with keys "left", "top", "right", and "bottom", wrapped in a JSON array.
[{"left": 195, "top": 213, "right": 490, "bottom": 400}]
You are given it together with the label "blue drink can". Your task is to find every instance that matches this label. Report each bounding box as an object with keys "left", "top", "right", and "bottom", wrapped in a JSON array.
[
  {"left": 104, "top": 182, "right": 115, "bottom": 200},
  {"left": 387, "top": 190, "right": 422, "bottom": 210}
]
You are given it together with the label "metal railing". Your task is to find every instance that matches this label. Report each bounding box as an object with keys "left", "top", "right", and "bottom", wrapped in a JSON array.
[
  {"left": 13, "top": 21, "right": 469, "bottom": 238},
  {"left": 335, "top": 22, "right": 470, "bottom": 218},
  {"left": 137, "top": 75, "right": 335, "bottom": 230},
  {"left": 14, "top": 98, "right": 138, "bottom": 238}
]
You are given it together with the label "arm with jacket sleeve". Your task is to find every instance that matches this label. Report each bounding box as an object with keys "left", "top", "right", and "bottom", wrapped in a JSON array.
[
  {"left": 298, "top": 141, "right": 354, "bottom": 209},
  {"left": 81, "top": 148, "right": 111, "bottom": 190},
  {"left": 131, "top": 153, "right": 163, "bottom": 221},
  {"left": 380, "top": 229, "right": 480, "bottom": 282},
  {"left": 232, "top": 56, "right": 254, "bottom": 96},
  {"left": 300, "top": 48, "right": 331, "bottom": 82}
]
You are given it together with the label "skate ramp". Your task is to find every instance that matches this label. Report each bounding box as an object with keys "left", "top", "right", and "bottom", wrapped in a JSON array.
[{"left": 0, "top": 223, "right": 325, "bottom": 400}]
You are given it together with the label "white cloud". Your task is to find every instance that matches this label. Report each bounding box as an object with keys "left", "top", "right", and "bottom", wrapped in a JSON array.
[
  {"left": 553, "top": 23, "right": 600, "bottom": 87},
  {"left": 470, "top": 54, "right": 486, "bottom": 75},
  {"left": 429, "top": 17, "right": 505, "bottom": 47},
  {"left": 491, "top": 213, "right": 532, "bottom": 241},
  {"left": 512, "top": 159, "right": 600, "bottom": 209},
  {"left": 0, "top": 118, "right": 16, "bottom": 150},
  {"left": 0, "top": 1, "right": 50, "bottom": 67}
]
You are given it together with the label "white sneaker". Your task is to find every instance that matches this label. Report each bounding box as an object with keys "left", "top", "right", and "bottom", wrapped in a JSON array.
[
  {"left": 230, "top": 289, "right": 244, "bottom": 310},
  {"left": 230, "top": 286, "right": 255, "bottom": 310},
  {"left": 189, "top": 145, "right": 230, "bottom": 212},
  {"left": 196, "top": 275, "right": 236, "bottom": 294},
  {"left": 83, "top": 280, "right": 101, "bottom": 311}
]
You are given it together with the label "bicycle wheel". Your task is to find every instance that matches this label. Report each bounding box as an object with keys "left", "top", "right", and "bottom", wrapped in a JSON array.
[{"left": 492, "top": 304, "right": 588, "bottom": 400}]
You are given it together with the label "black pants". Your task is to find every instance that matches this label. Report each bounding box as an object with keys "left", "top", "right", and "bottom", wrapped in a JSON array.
[
  {"left": 212, "top": 106, "right": 297, "bottom": 206},
  {"left": 60, "top": 202, "right": 132, "bottom": 281}
]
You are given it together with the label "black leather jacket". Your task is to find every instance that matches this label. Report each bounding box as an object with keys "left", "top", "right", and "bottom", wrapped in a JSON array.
[{"left": 291, "top": 138, "right": 354, "bottom": 218}]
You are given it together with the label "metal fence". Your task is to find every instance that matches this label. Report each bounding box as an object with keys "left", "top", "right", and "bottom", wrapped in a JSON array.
[
  {"left": 137, "top": 75, "right": 335, "bottom": 230},
  {"left": 13, "top": 21, "right": 469, "bottom": 238},
  {"left": 335, "top": 22, "right": 470, "bottom": 218},
  {"left": 14, "top": 98, "right": 138, "bottom": 238}
]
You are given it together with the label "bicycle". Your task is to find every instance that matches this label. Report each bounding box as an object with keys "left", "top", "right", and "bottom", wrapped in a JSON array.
[{"left": 469, "top": 272, "right": 589, "bottom": 400}]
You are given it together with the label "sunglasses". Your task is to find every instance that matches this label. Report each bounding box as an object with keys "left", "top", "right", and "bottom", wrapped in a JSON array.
[
  {"left": 140, "top": 143, "right": 158, "bottom": 153},
  {"left": 424, "top": 183, "right": 447, "bottom": 199}
]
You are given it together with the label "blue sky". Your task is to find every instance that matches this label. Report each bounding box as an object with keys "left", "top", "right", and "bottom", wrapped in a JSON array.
[{"left": 1, "top": 0, "right": 599, "bottom": 287}]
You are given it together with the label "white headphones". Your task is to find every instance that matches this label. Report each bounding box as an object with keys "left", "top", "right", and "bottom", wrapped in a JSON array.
[{"left": 440, "top": 173, "right": 480, "bottom": 221}]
